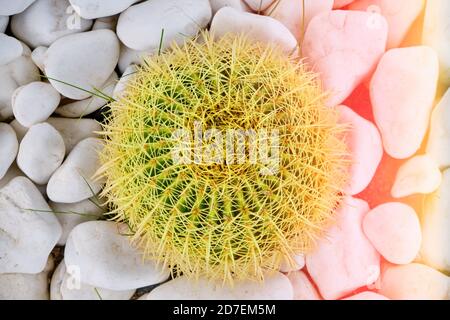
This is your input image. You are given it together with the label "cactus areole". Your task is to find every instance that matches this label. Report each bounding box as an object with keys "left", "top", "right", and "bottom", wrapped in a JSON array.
[{"left": 98, "top": 34, "right": 349, "bottom": 283}]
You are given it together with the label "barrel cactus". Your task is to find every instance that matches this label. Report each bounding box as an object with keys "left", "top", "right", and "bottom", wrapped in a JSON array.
[{"left": 97, "top": 34, "right": 349, "bottom": 282}]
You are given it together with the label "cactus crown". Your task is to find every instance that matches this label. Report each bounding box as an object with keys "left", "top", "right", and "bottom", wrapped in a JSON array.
[{"left": 98, "top": 34, "right": 348, "bottom": 283}]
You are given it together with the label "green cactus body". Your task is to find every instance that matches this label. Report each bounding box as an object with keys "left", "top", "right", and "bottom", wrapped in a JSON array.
[{"left": 98, "top": 34, "right": 349, "bottom": 282}]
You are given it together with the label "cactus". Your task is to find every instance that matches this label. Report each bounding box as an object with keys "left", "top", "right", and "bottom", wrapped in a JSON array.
[{"left": 97, "top": 33, "right": 349, "bottom": 283}]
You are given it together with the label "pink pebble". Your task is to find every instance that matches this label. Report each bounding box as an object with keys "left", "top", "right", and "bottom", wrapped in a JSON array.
[
  {"left": 302, "top": 10, "right": 387, "bottom": 107},
  {"left": 333, "top": 0, "right": 355, "bottom": 8},
  {"left": 363, "top": 202, "right": 421, "bottom": 265},
  {"left": 337, "top": 105, "right": 382, "bottom": 195},
  {"left": 306, "top": 196, "right": 380, "bottom": 300},
  {"left": 343, "top": 291, "right": 389, "bottom": 300},
  {"left": 287, "top": 271, "right": 322, "bottom": 300},
  {"left": 370, "top": 46, "right": 439, "bottom": 159}
]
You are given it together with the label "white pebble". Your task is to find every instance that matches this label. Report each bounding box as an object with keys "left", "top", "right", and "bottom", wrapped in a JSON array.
[
  {"left": 12, "top": 82, "right": 61, "bottom": 127},
  {"left": 363, "top": 202, "right": 421, "bottom": 265},
  {"left": 30, "top": 46, "right": 47, "bottom": 71},
  {"left": 55, "top": 72, "right": 117, "bottom": 118},
  {"left": 64, "top": 221, "right": 170, "bottom": 290},
  {"left": 0, "top": 256, "right": 54, "bottom": 300},
  {"left": 0, "top": 176, "right": 61, "bottom": 274},
  {"left": 279, "top": 254, "right": 305, "bottom": 273},
  {"left": 391, "top": 155, "right": 442, "bottom": 198},
  {"left": 50, "top": 260, "right": 135, "bottom": 300},
  {"left": 9, "top": 119, "right": 28, "bottom": 142},
  {"left": 210, "top": 7, "right": 297, "bottom": 54},
  {"left": 287, "top": 271, "right": 322, "bottom": 300},
  {"left": 421, "top": 169, "right": 450, "bottom": 272},
  {"left": 43, "top": 29, "right": 119, "bottom": 100},
  {"left": 47, "top": 117, "right": 102, "bottom": 154},
  {"left": 142, "top": 272, "right": 293, "bottom": 300},
  {"left": 0, "top": 123, "right": 19, "bottom": 180},
  {"left": 69, "top": 0, "right": 140, "bottom": 19},
  {"left": 91, "top": 15, "right": 118, "bottom": 31},
  {"left": 427, "top": 89, "right": 450, "bottom": 168},
  {"left": 0, "top": 15, "right": 8, "bottom": 33},
  {"left": 118, "top": 44, "right": 151, "bottom": 74},
  {"left": 47, "top": 137, "right": 104, "bottom": 203},
  {"left": 243, "top": 0, "right": 274, "bottom": 11},
  {"left": 11, "top": 0, "right": 93, "bottom": 48},
  {"left": 0, "top": 33, "right": 24, "bottom": 66},
  {"left": 113, "top": 65, "right": 137, "bottom": 100},
  {"left": 117, "top": 0, "right": 212, "bottom": 51},
  {"left": 17, "top": 123, "right": 65, "bottom": 185},
  {"left": 371, "top": 46, "right": 439, "bottom": 159},
  {"left": 210, "top": 0, "right": 251, "bottom": 15},
  {"left": 0, "top": 0, "right": 36, "bottom": 15}
]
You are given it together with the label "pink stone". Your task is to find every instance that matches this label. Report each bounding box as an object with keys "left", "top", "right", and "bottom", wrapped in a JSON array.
[
  {"left": 363, "top": 202, "right": 421, "bottom": 264},
  {"left": 302, "top": 10, "right": 387, "bottom": 107},
  {"left": 337, "top": 105, "right": 382, "bottom": 195},
  {"left": 379, "top": 263, "right": 449, "bottom": 300},
  {"left": 243, "top": 0, "right": 275, "bottom": 11},
  {"left": 370, "top": 46, "right": 439, "bottom": 159},
  {"left": 343, "top": 291, "right": 389, "bottom": 300},
  {"left": 287, "top": 271, "right": 322, "bottom": 300},
  {"left": 306, "top": 197, "right": 380, "bottom": 300},
  {"left": 348, "top": 0, "right": 425, "bottom": 49},
  {"left": 264, "top": 0, "right": 333, "bottom": 43},
  {"left": 333, "top": 0, "right": 355, "bottom": 8}
]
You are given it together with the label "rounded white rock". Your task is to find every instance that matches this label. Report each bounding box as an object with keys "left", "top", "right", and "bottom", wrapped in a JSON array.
[
  {"left": 243, "top": 0, "right": 275, "bottom": 11},
  {"left": 210, "top": 7, "right": 298, "bottom": 54},
  {"left": 142, "top": 272, "right": 293, "bottom": 300},
  {"left": 64, "top": 221, "right": 170, "bottom": 290},
  {"left": 0, "top": 176, "right": 61, "bottom": 274},
  {"left": 117, "top": 0, "right": 212, "bottom": 52},
  {"left": 371, "top": 46, "right": 439, "bottom": 159},
  {"left": 69, "top": 0, "right": 140, "bottom": 19},
  {"left": 279, "top": 254, "right": 305, "bottom": 273},
  {"left": 210, "top": 0, "right": 251, "bottom": 15},
  {"left": 0, "top": 0, "right": 36, "bottom": 15},
  {"left": 0, "top": 33, "right": 24, "bottom": 66},
  {"left": 0, "top": 16, "right": 8, "bottom": 33},
  {"left": 363, "top": 202, "right": 422, "bottom": 265},
  {"left": 17, "top": 123, "right": 65, "bottom": 185},
  {"left": 12, "top": 81, "right": 61, "bottom": 127},
  {"left": 50, "top": 260, "right": 135, "bottom": 300},
  {"left": 287, "top": 271, "right": 322, "bottom": 300},
  {"left": 47, "top": 137, "right": 105, "bottom": 203},
  {"left": 43, "top": 29, "right": 120, "bottom": 100},
  {"left": 0, "top": 123, "right": 19, "bottom": 180},
  {"left": 391, "top": 155, "right": 442, "bottom": 198},
  {"left": 11, "top": 0, "right": 93, "bottom": 49}
]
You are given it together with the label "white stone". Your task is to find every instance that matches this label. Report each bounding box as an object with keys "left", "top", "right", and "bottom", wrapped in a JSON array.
[
  {"left": 379, "top": 263, "right": 449, "bottom": 300},
  {"left": 118, "top": 44, "right": 152, "bottom": 74},
  {"left": 11, "top": 0, "right": 93, "bottom": 49},
  {"left": 50, "top": 260, "right": 135, "bottom": 300},
  {"left": 333, "top": 0, "right": 354, "bottom": 8},
  {"left": 0, "top": 123, "right": 19, "bottom": 180},
  {"left": 337, "top": 105, "right": 382, "bottom": 195},
  {"left": 371, "top": 46, "right": 439, "bottom": 159},
  {"left": 363, "top": 202, "right": 422, "bottom": 265},
  {"left": 0, "top": 0, "right": 36, "bottom": 15},
  {"left": 421, "top": 169, "right": 450, "bottom": 272},
  {"left": 92, "top": 15, "right": 118, "bottom": 31},
  {"left": 306, "top": 196, "right": 380, "bottom": 300},
  {"left": 264, "top": 0, "right": 334, "bottom": 43},
  {"left": 31, "top": 46, "right": 47, "bottom": 71},
  {"left": 50, "top": 198, "right": 104, "bottom": 245},
  {"left": 17, "top": 123, "right": 65, "bottom": 185},
  {"left": 113, "top": 65, "right": 137, "bottom": 100},
  {"left": 243, "top": 0, "right": 274, "bottom": 11},
  {"left": 0, "top": 45, "right": 40, "bottom": 120},
  {"left": 47, "top": 137, "right": 104, "bottom": 203},
  {"left": 0, "top": 163, "right": 22, "bottom": 190},
  {"left": 287, "top": 271, "right": 321, "bottom": 300},
  {"left": 55, "top": 72, "right": 117, "bottom": 117},
  {"left": 279, "top": 254, "right": 305, "bottom": 273},
  {"left": 47, "top": 117, "right": 102, "bottom": 154},
  {"left": 43, "top": 29, "right": 119, "bottom": 100},
  {"left": 427, "top": 89, "right": 450, "bottom": 168},
  {"left": 0, "top": 16, "right": 8, "bottom": 33},
  {"left": 117, "top": 0, "right": 212, "bottom": 51},
  {"left": 210, "top": 0, "right": 251, "bottom": 15},
  {"left": 302, "top": 10, "right": 388, "bottom": 107},
  {"left": 9, "top": 119, "right": 28, "bottom": 142},
  {"left": 0, "top": 33, "right": 24, "bottom": 66},
  {"left": 12, "top": 82, "right": 61, "bottom": 127},
  {"left": 0, "top": 176, "right": 61, "bottom": 274},
  {"left": 211, "top": 7, "right": 298, "bottom": 54},
  {"left": 142, "top": 272, "right": 293, "bottom": 300},
  {"left": 343, "top": 291, "right": 389, "bottom": 300},
  {"left": 69, "top": 0, "right": 140, "bottom": 19},
  {"left": 391, "top": 155, "right": 442, "bottom": 198},
  {"left": 423, "top": 0, "right": 450, "bottom": 86},
  {"left": 64, "top": 221, "right": 170, "bottom": 290},
  {"left": 348, "top": 0, "right": 425, "bottom": 49},
  {"left": 0, "top": 256, "right": 54, "bottom": 300}
]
